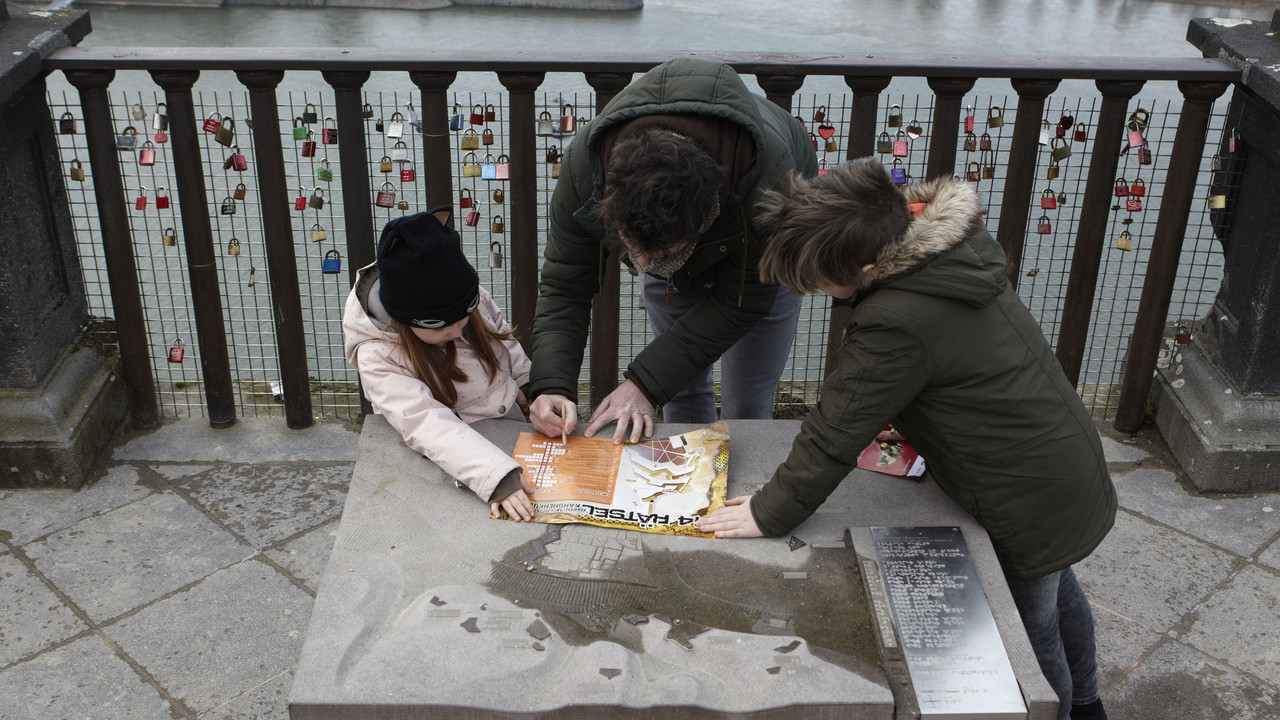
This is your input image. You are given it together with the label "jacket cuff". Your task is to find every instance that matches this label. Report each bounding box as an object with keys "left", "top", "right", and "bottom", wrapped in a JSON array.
[
  {"left": 530, "top": 386, "right": 576, "bottom": 403},
  {"left": 622, "top": 369, "right": 661, "bottom": 407},
  {"left": 488, "top": 469, "right": 524, "bottom": 503}
]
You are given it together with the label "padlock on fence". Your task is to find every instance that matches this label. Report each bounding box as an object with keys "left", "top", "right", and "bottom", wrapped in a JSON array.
[
  {"left": 302, "top": 103, "right": 318, "bottom": 124},
  {"left": 964, "top": 106, "right": 975, "bottom": 133},
  {"left": 390, "top": 141, "right": 409, "bottom": 163},
  {"left": 230, "top": 146, "right": 248, "bottom": 172},
  {"left": 465, "top": 207, "right": 480, "bottom": 227},
  {"left": 813, "top": 105, "right": 827, "bottom": 123},
  {"left": 1176, "top": 325, "right": 1192, "bottom": 344},
  {"left": 461, "top": 129, "right": 480, "bottom": 150},
  {"left": 128, "top": 103, "right": 145, "bottom": 121},
  {"left": 488, "top": 241, "right": 504, "bottom": 268},
  {"left": 117, "top": 126, "right": 138, "bottom": 150},
  {"left": 495, "top": 154, "right": 510, "bottom": 180},
  {"left": 167, "top": 339, "right": 184, "bottom": 363},
  {"left": 492, "top": 215, "right": 505, "bottom": 234},
  {"left": 470, "top": 104, "right": 485, "bottom": 126},
  {"left": 484, "top": 103, "right": 496, "bottom": 122},
  {"left": 1040, "top": 189, "right": 1057, "bottom": 210},
  {"left": 234, "top": 182, "right": 247, "bottom": 201},
  {"left": 59, "top": 112, "right": 76, "bottom": 135},
  {"left": 536, "top": 111, "right": 555, "bottom": 137},
  {"left": 1050, "top": 137, "right": 1071, "bottom": 162},
  {"left": 886, "top": 104, "right": 903, "bottom": 128},
  {"left": 162, "top": 227, "right": 177, "bottom": 247},
  {"left": 375, "top": 182, "right": 396, "bottom": 209},
  {"left": 1228, "top": 128, "right": 1243, "bottom": 155},
  {"left": 876, "top": 132, "right": 892, "bottom": 154},
  {"left": 203, "top": 112, "right": 222, "bottom": 133},
  {"left": 1038, "top": 120, "right": 1052, "bottom": 147},
  {"left": 379, "top": 155, "right": 393, "bottom": 173},
  {"left": 965, "top": 161, "right": 980, "bottom": 182},
  {"left": 1037, "top": 215, "right": 1052, "bottom": 234},
  {"left": 387, "top": 112, "right": 404, "bottom": 139},
  {"left": 323, "top": 116, "right": 338, "bottom": 145},
  {"left": 309, "top": 187, "right": 325, "bottom": 210},
  {"left": 545, "top": 145, "right": 560, "bottom": 164},
  {"left": 322, "top": 250, "right": 342, "bottom": 274},
  {"left": 462, "top": 152, "right": 481, "bottom": 178},
  {"left": 981, "top": 151, "right": 996, "bottom": 179},
  {"left": 139, "top": 141, "right": 156, "bottom": 166},
  {"left": 155, "top": 186, "right": 169, "bottom": 210},
  {"left": 559, "top": 104, "right": 576, "bottom": 134},
  {"left": 493, "top": 188, "right": 505, "bottom": 204},
  {"left": 481, "top": 154, "right": 498, "bottom": 181},
  {"left": 362, "top": 103, "right": 375, "bottom": 119},
  {"left": 987, "top": 106, "right": 1004, "bottom": 129},
  {"left": 316, "top": 160, "right": 333, "bottom": 182},
  {"left": 397, "top": 199, "right": 410, "bottom": 211},
  {"left": 892, "top": 131, "right": 908, "bottom": 157},
  {"left": 301, "top": 131, "right": 317, "bottom": 157},
  {"left": 1057, "top": 114, "right": 1073, "bottom": 138},
  {"left": 228, "top": 238, "right": 241, "bottom": 256},
  {"left": 449, "top": 104, "right": 465, "bottom": 131},
  {"left": 1137, "top": 146, "right": 1152, "bottom": 166},
  {"left": 295, "top": 187, "right": 308, "bottom": 211},
  {"left": 817, "top": 158, "right": 828, "bottom": 176},
  {"left": 1047, "top": 159, "right": 1060, "bottom": 180},
  {"left": 215, "top": 117, "right": 235, "bottom": 147},
  {"left": 1126, "top": 196, "right": 1143, "bottom": 212},
  {"left": 963, "top": 131, "right": 977, "bottom": 152},
  {"left": 310, "top": 223, "right": 327, "bottom": 242},
  {"left": 400, "top": 162, "right": 416, "bottom": 183},
  {"left": 482, "top": 128, "right": 495, "bottom": 146},
  {"left": 1116, "top": 231, "right": 1133, "bottom": 252},
  {"left": 221, "top": 197, "right": 237, "bottom": 215},
  {"left": 1208, "top": 183, "right": 1227, "bottom": 210},
  {"left": 69, "top": 158, "right": 85, "bottom": 182},
  {"left": 979, "top": 132, "right": 993, "bottom": 152},
  {"left": 459, "top": 188, "right": 473, "bottom": 209},
  {"left": 890, "top": 159, "right": 906, "bottom": 185},
  {"left": 135, "top": 187, "right": 148, "bottom": 210},
  {"left": 1074, "top": 123, "right": 1088, "bottom": 143},
  {"left": 904, "top": 118, "right": 923, "bottom": 140},
  {"left": 247, "top": 266, "right": 257, "bottom": 288},
  {"left": 1129, "top": 178, "right": 1146, "bottom": 198},
  {"left": 153, "top": 103, "right": 169, "bottom": 132},
  {"left": 1114, "top": 178, "right": 1130, "bottom": 198},
  {"left": 292, "top": 117, "right": 308, "bottom": 141}
]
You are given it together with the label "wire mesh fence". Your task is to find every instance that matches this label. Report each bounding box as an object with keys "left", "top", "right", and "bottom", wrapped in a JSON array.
[{"left": 48, "top": 81, "right": 1233, "bottom": 423}]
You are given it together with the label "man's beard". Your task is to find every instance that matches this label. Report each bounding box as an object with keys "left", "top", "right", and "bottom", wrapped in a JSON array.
[{"left": 631, "top": 240, "right": 698, "bottom": 279}]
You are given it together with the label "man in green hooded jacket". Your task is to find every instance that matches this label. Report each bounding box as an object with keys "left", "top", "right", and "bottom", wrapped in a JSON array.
[
  {"left": 699, "top": 159, "right": 1115, "bottom": 720},
  {"left": 527, "top": 58, "right": 817, "bottom": 443}
]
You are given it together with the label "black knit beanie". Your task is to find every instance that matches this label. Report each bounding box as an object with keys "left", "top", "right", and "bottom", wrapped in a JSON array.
[{"left": 376, "top": 208, "right": 480, "bottom": 329}]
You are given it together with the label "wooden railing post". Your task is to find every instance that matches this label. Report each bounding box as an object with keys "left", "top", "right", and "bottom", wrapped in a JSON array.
[
  {"left": 408, "top": 71, "right": 458, "bottom": 211},
  {"left": 238, "top": 69, "right": 314, "bottom": 429},
  {"left": 584, "top": 72, "right": 633, "bottom": 408},
  {"left": 150, "top": 69, "right": 237, "bottom": 428},
  {"left": 1114, "top": 80, "right": 1231, "bottom": 433},
  {"left": 496, "top": 71, "right": 546, "bottom": 355},
  {"left": 756, "top": 73, "right": 805, "bottom": 112},
  {"left": 996, "top": 78, "right": 1060, "bottom": 288},
  {"left": 64, "top": 69, "right": 159, "bottom": 429},
  {"left": 926, "top": 77, "right": 977, "bottom": 181},
  {"left": 1055, "top": 79, "right": 1145, "bottom": 386},
  {"left": 322, "top": 70, "right": 376, "bottom": 279}
]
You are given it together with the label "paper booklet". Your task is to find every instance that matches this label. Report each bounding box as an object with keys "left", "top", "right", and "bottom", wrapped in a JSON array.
[
  {"left": 501, "top": 421, "right": 729, "bottom": 537},
  {"left": 857, "top": 439, "right": 927, "bottom": 479}
]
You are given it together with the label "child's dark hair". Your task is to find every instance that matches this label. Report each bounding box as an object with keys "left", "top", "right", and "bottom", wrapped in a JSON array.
[
  {"left": 595, "top": 130, "right": 723, "bottom": 254},
  {"left": 757, "top": 158, "right": 911, "bottom": 294},
  {"left": 393, "top": 309, "right": 514, "bottom": 409}
]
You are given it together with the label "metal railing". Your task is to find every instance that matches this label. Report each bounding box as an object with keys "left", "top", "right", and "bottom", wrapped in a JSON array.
[{"left": 44, "top": 49, "right": 1240, "bottom": 433}]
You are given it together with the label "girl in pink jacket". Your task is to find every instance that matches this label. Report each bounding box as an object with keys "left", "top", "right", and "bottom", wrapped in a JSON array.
[{"left": 342, "top": 209, "right": 535, "bottom": 521}]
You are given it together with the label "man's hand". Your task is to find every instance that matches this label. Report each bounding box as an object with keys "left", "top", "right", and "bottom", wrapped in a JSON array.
[
  {"left": 530, "top": 395, "right": 576, "bottom": 439},
  {"left": 585, "top": 379, "right": 654, "bottom": 444},
  {"left": 491, "top": 488, "right": 535, "bottom": 522},
  {"left": 695, "top": 496, "right": 763, "bottom": 538}
]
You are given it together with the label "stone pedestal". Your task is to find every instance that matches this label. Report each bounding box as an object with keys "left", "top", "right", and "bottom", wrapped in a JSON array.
[
  {"left": 290, "top": 418, "right": 1057, "bottom": 719},
  {"left": 0, "top": 5, "right": 125, "bottom": 488},
  {"left": 1156, "top": 15, "right": 1280, "bottom": 491}
]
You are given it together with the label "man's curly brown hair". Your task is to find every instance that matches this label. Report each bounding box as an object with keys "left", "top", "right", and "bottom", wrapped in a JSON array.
[{"left": 595, "top": 130, "right": 723, "bottom": 254}]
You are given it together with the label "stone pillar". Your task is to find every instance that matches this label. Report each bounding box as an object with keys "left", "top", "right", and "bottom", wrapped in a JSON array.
[
  {"left": 1, "top": 7, "right": 127, "bottom": 488},
  {"left": 1154, "top": 13, "right": 1280, "bottom": 492}
]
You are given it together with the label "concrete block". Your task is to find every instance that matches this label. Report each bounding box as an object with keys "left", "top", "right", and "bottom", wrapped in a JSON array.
[
  {"left": 0, "top": 635, "right": 173, "bottom": 720},
  {"left": 177, "top": 463, "right": 351, "bottom": 549},
  {"left": 1104, "top": 638, "right": 1277, "bottom": 720},
  {"left": 266, "top": 520, "right": 340, "bottom": 592},
  {"left": 1099, "top": 435, "right": 1149, "bottom": 465},
  {"left": 204, "top": 669, "right": 293, "bottom": 720},
  {"left": 0, "top": 465, "right": 153, "bottom": 546},
  {"left": 108, "top": 559, "right": 311, "bottom": 714},
  {"left": 23, "top": 492, "right": 252, "bottom": 622},
  {"left": 1113, "top": 467, "right": 1280, "bottom": 557},
  {"left": 0, "top": 553, "right": 86, "bottom": 666},
  {"left": 1076, "top": 512, "right": 1236, "bottom": 631},
  {"left": 113, "top": 417, "right": 359, "bottom": 464},
  {"left": 1180, "top": 564, "right": 1280, "bottom": 686},
  {"left": 1259, "top": 538, "right": 1280, "bottom": 571}
]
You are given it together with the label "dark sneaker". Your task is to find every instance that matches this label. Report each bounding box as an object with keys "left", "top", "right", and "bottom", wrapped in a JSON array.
[{"left": 1070, "top": 698, "right": 1108, "bottom": 720}]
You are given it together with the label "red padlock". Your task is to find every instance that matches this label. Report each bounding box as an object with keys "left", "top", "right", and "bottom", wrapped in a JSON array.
[
  {"left": 139, "top": 141, "right": 156, "bottom": 166},
  {"left": 153, "top": 130, "right": 168, "bottom": 144},
  {"left": 1074, "top": 123, "right": 1088, "bottom": 143},
  {"left": 167, "top": 339, "right": 184, "bottom": 363},
  {"left": 375, "top": 182, "right": 396, "bottom": 209},
  {"left": 979, "top": 133, "right": 992, "bottom": 152},
  {"left": 964, "top": 107, "right": 975, "bottom": 133},
  {"left": 1040, "top": 189, "right": 1057, "bottom": 210},
  {"left": 892, "top": 131, "right": 908, "bottom": 157},
  {"left": 1129, "top": 178, "right": 1146, "bottom": 197},
  {"left": 400, "top": 163, "right": 416, "bottom": 183},
  {"left": 1037, "top": 215, "right": 1052, "bottom": 234},
  {"left": 135, "top": 188, "right": 148, "bottom": 210},
  {"left": 232, "top": 152, "right": 248, "bottom": 172},
  {"left": 465, "top": 208, "right": 480, "bottom": 227},
  {"left": 1126, "top": 196, "right": 1143, "bottom": 212},
  {"left": 470, "top": 104, "right": 485, "bottom": 126},
  {"left": 295, "top": 187, "right": 307, "bottom": 211},
  {"left": 1137, "top": 146, "right": 1152, "bottom": 166},
  {"left": 156, "top": 186, "right": 170, "bottom": 210},
  {"left": 459, "top": 188, "right": 473, "bottom": 209},
  {"left": 322, "top": 117, "right": 338, "bottom": 145},
  {"left": 1176, "top": 325, "right": 1192, "bottom": 344},
  {"left": 1114, "top": 178, "right": 1130, "bottom": 198},
  {"left": 301, "top": 132, "right": 317, "bottom": 158},
  {"left": 1228, "top": 129, "right": 1243, "bottom": 155},
  {"left": 202, "top": 112, "right": 221, "bottom": 133},
  {"left": 482, "top": 128, "right": 494, "bottom": 146},
  {"left": 965, "top": 161, "right": 980, "bottom": 183}
]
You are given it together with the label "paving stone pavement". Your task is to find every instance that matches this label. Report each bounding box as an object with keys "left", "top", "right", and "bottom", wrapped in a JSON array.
[{"left": 1, "top": 417, "right": 1278, "bottom": 719}]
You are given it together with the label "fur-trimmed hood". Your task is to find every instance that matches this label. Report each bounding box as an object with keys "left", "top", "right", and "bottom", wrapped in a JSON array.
[{"left": 862, "top": 178, "right": 1006, "bottom": 309}]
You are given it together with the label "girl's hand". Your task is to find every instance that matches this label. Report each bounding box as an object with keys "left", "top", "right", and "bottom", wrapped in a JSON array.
[
  {"left": 491, "top": 488, "right": 535, "bottom": 522},
  {"left": 695, "top": 496, "right": 763, "bottom": 538}
]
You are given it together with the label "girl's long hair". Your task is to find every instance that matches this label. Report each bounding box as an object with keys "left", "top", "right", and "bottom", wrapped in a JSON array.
[{"left": 393, "top": 307, "right": 515, "bottom": 409}]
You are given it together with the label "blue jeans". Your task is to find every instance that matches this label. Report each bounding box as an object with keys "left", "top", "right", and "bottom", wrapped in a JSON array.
[
  {"left": 1005, "top": 567, "right": 1101, "bottom": 720},
  {"left": 640, "top": 275, "right": 803, "bottom": 423}
]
